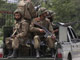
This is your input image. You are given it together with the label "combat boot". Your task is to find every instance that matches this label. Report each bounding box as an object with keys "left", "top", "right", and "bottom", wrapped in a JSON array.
[
  {"left": 51, "top": 48, "right": 55, "bottom": 58},
  {"left": 36, "top": 49, "right": 40, "bottom": 58},
  {"left": 7, "top": 49, "right": 17, "bottom": 58},
  {"left": 7, "top": 49, "right": 13, "bottom": 56}
]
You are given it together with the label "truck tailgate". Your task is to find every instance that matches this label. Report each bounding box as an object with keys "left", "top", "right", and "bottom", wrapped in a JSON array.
[{"left": 0, "top": 58, "right": 55, "bottom": 60}]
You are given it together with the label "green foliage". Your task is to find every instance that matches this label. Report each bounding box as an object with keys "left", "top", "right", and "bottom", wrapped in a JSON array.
[
  {"left": 0, "top": 14, "right": 2, "bottom": 18},
  {"left": 41, "top": 0, "right": 80, "bottom": 35},
  {"left": 47, "top": 0, "right": 75, "bottom": 22},
  {"left": 0, "top": 0, "right": 17, "bottom": 27}
]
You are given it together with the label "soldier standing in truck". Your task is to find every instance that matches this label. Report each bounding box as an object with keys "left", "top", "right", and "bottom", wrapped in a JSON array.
[{"left": 17, "top": 0, "right": 37, "bottom": 23}]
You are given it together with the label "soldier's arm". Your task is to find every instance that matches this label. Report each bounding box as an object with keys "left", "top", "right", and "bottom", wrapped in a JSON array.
[
  {"left": 16, "top": 21, "right": 29, "bottom": 38},
  {"left": 46, "top": 19, "right": 53, "bottom": 33},
  {"left": 30, "top": 19, "right": 41, "bottom": 32},
  {"left": 49, "top": 23, "right": 53, "bottom": 33},
  {"left": 48, "top": 21, "right": 56, "bottom": 38}
]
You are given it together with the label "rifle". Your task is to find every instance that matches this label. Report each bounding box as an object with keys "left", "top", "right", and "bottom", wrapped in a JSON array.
[
  {"left": 35, "top": 5, "right": 41, "bottom": 11},
  {"left": 34, "top": 22, "right": 55, "bottom": 38},
  {"left": 11, "top": 29, "right": 17, "bottom": 38}
]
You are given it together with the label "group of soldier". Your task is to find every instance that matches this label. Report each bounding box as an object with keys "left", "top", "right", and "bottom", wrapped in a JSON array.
[{"left": 5, "top": 0, "right": 57, "bottom": 58}]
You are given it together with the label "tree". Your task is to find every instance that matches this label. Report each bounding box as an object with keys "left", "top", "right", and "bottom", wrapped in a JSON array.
[
  {"left": 0, "top": 0, "right": 17, "bottom": 27},
  {"left": 41, "top": 0, "right": 80, "bottom": 35}
]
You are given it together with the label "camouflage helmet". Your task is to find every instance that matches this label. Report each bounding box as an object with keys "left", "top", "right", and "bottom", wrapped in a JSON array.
[
  {"left": 14, "top": 8, "right": 24, "bottom": 16},
  {"left": 47, "top": 10, "right": 56, "bottom": 17},
  {"left": 38, "top": 7, "right": 47, "bottom": 16}
]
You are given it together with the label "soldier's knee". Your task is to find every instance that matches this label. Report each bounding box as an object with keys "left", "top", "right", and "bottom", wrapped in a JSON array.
[
  {"left": 34, "top": 35, "right": 39, "bottom": 39},
  {"left": 47, "top": 36, "right": 56, "bottom": 41},
  {"left": 12, "top": 43, "right": 18, "bottom": 49},
  {"left": 47, "top": 36, "right": 51, "bottom": 39},
  {"left": 5, "top": 37, "right": 11, "bottom": 44}
]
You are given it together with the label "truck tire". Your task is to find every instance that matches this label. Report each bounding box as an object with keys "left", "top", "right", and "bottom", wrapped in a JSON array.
[{"left": 67, "top": 53, "right": 72, "bottom": 60}]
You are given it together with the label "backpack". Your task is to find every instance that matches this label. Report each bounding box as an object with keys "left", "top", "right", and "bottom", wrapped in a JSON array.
[{"left": 17, "top": 1, "right": 37, "bottom": 20}]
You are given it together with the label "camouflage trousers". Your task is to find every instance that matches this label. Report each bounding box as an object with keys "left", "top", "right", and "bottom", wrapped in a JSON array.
[
  {"left": 33, "top": 35, "right": 55, "bottom": 49},
  {"left": 5, "top": 37, "right": 26, "bottom": 49}
]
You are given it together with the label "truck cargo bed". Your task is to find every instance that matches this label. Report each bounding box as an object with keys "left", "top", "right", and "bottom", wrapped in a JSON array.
[{"left": 0, "top": 58, "right": 55, "bottom": 60}]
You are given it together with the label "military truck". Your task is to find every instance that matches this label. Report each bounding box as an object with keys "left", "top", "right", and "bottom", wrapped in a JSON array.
[{"left": 0, "top": 22, "right": 80, "bottom": 60}]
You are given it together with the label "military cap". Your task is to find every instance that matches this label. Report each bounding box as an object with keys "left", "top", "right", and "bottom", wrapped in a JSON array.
[
  {"left": 47, "top": 10, "right": 56, "bottom": 17},
  {"left": 14, "top": 8, "right": 24, "bottom": 16}
]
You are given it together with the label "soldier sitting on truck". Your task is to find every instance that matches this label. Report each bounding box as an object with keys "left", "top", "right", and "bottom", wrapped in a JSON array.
[
  {"left": 47, "top": 10, "right": 59, "bottom": 38},
  {"left": 5, "top": 8, "right": 30, "bottom": 58},
  {"left": 30, "top": 7, "right": 56, "bottom": 58}
]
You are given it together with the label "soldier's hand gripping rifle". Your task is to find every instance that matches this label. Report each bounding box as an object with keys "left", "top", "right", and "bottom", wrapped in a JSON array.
[{"left": 34, "top": 22, "right": 55, "bottom": 39}]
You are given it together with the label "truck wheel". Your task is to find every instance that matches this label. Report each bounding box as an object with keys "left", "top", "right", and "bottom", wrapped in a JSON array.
[{"left": 67, "top": 54, "right": 72, "bottom": 60}]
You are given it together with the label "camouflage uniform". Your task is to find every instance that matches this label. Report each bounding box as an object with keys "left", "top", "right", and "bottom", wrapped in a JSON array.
[
  {"left": 47, "top": 10, "right": 58, "bottom": 37},
  {"left": 6, "top": 9, "right": 29, "bottom": 49},
  {"left": 30, "top": 17, "right": 55, "bottom": 49},
  {"left": 30, "top": 7, "right": 55, "bottom": 57},
  {"left": 5, "top": 8, "right": 30, "bottom": 58},
  {"left": 6, "top": 20, "right": 29, "bottom": 50},
  {"left": 47, "top": 10, "right": 56, "bottom": 22}
]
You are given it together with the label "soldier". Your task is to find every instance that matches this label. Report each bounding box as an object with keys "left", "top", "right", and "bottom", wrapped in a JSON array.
[
  {"left": 5, "top": 8, "right": 29, "bottom": 58},
  {"left": 47, "top": 10, "right": 58, "bottom": 35},
  {"left": 17, "top": 0, "right": 37, "bottom": 23},
  {"left": 30, "top": 7, "right": 56, "bottom": 58},
  {"left": 47, "top": 10, "right": 56, "bottom": 22}
]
